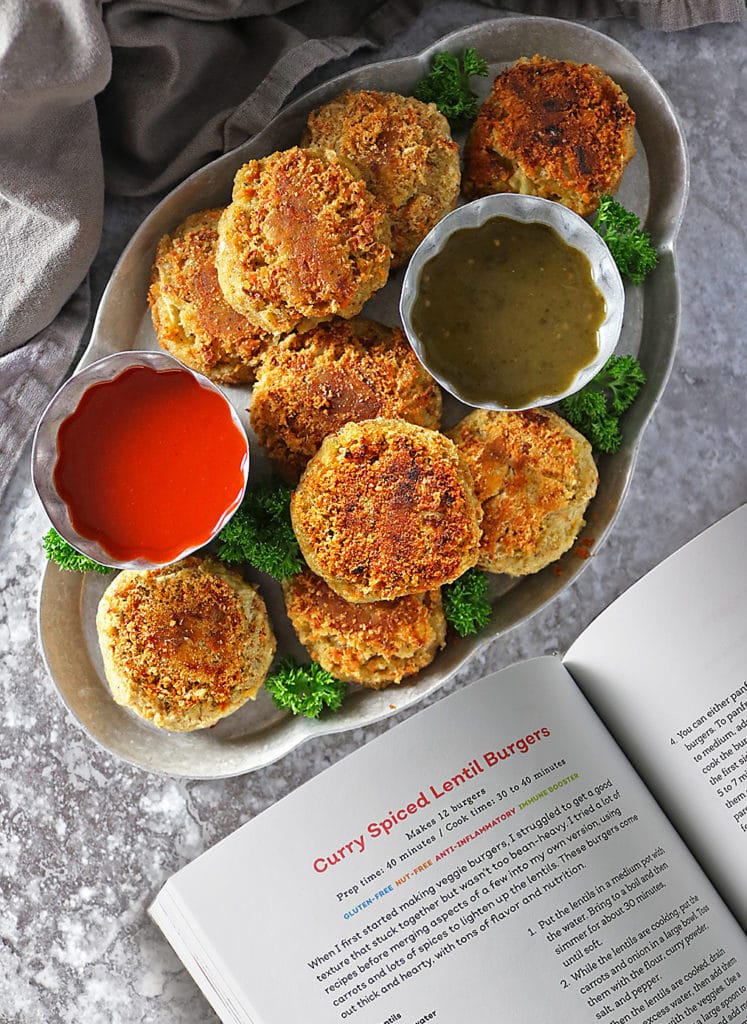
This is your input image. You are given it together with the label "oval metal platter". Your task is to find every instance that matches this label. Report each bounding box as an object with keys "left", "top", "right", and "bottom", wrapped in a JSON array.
[{"left": 38, "top": 16, "right": 689, "bottom": 778}]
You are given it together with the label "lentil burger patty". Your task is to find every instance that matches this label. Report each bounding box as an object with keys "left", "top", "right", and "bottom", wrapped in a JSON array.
[
  {"left": 216, "top": 146, "right": 392, "bottom": 335},
  {"left": 250, "top": 317, "right": 442, "bottom": 481},
  {"left": 148, "top": 208, "right": 274, "bottom": 384},
  {"left": 447, "top": 408, "right": 598, "bottom": 576},
  {"left": 291, "top": 418, "right": 482, "bottom": 603},
  {"left": 96, "top": 557, "right": 276, "bottom": 731},
  {"left": 302, "top": 89, "right": 460, "bottom": 266},
  {"left": 463, "top": 55, "right": 636, "bottom": 216},
  {"left": 283, "top": 570, "right": 446, "bottom": 688}
]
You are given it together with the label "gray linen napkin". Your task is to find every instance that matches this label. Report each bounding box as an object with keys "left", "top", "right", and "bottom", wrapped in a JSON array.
[{"left": 0, "top": 0, "right": 743, "bottom": 503}]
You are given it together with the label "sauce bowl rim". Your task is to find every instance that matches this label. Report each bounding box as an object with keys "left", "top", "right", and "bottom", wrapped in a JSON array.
[
  {"left": 399, "top": 192, "right": 625, "bottom": 412},
  {"left": 32, "top": 349, "right": 250, "bottom": 571}
]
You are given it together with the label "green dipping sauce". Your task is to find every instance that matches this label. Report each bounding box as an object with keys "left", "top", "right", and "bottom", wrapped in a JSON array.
[{"left": 411, "top": 217, "right": 606, "bottom": 408}]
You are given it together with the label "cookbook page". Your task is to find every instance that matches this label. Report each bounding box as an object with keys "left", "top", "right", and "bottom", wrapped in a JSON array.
[
  {"left": 564, "top": 503, "right": 747, "bottom": 930},
  {"left": 151, "top": 657, "right": 747, "bottom": 1024}
]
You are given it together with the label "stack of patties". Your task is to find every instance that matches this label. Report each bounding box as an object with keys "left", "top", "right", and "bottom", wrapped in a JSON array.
[
  {"left": 148, "top": 91, "right": 461, "bottom": 382},
  {"left": 140, "top": 98, "right": 465, "bottom": 697},
  {"left": 301, "top": 89, "right": 460, "bottom": 267},
  {"left": 285, "top": 418, "right": 483, "bottom": 687},
  {"left": 138, "top": 77, "right": 609, "bottom": 700},
  {"left": 148, "top": 145, "right": 393, "bottom": 376}
]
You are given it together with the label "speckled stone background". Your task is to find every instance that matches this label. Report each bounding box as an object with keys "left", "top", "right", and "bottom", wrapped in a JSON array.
[{"left": 1, "top": 4, "right": 745, "bottom": 1022}]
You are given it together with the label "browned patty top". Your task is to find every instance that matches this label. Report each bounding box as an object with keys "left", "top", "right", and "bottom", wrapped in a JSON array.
[
  {"left": 285, "top": 569, "right": 441, "bottom": 661},
  {"left": 302, "top": 90, "right": 460, "bottom": 264},
  {"left": 291, "top": 419, "right": 481, "bottom": 601},
  {"left": 250, "top": 318, "right": 441, "bottom": 478},
  {"left": 448, "top": 408, "right": 594, "bottom": 558},
  {"left": 218, "top": 147, "right": 391, "bottom": 332},
  {"left": 464, "top": 55, "right": 635, "bottom": 210},
  {"left": 100, "top": 559, "right": 258, "bottom": 718},
  {"left": 149, "top": 209, "right": 271, "bottom": 363}
]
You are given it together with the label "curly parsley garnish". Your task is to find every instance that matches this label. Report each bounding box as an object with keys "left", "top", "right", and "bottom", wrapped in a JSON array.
[
  {"left": 265, "top": 658, "right": 346, "bottom": 718},
  {"left": 413, "top": 48, "right": 489, "bottom": 127},
  {"left": 443, "top": 568, "right": 491, "bottom": 637},
  {"left": 42, "top": 528, "right": 112, "bottom": 574},
  {"left": 216, "top": 478, "right": 302, "bottom": 581},
  {"left": 560, "top": 354, "right": 646, "bottom": 454},
  {"left": 593, "top": 195, "right": 659, "bottom": 285}
]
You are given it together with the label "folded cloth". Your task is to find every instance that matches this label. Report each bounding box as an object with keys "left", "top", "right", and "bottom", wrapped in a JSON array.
[{"left": 0, "top": 0, "right": 743, "bottom": 503}]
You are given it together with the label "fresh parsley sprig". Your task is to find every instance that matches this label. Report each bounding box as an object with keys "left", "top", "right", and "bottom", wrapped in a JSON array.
[
  {"left": 43, "top": 528, "right": 112, "bottom": 574},
  {"left": 560, "top": 354, "right": 646, "bottom": 454},
  {"left": 413, "top": 48, "right": 489, "bottom": 127},
  {"left": 593, "top": 195, "right": 658, "bottom": 285},
  {"left": 216, "top": 478, "right": 302, "bottom": 581},
  {"left": 265, "top": 658, "right": 346, "bottom": 718},
  {"left": 443, "top": 568, "right": 491, "bottom": 637}
]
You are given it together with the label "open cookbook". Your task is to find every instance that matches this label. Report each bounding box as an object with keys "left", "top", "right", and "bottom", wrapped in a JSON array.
[{"left": 150, "top": 504, "right": 747, "bottom": 1024}]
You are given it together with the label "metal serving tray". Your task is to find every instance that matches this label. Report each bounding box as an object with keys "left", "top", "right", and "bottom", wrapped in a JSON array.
[{"left": 38, "top": 16, "right": 689, "bottom": 778}]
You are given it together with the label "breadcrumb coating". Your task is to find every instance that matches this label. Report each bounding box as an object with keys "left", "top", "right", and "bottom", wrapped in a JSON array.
[
  {"left": 250, "top": 317, "right": 442, "bottom": 480},
  {"left": 447, "top": 408, "right": 598, "bottom": 576},
  {"left": 291, "top": 418, "right": 482, "bottom": 603},
  {"left": 302, "top": 90, "right": 460, "bottom": 266},
  {"left": 216, "top": 147, "right": 392, "bottom": 334},
  {"left": 148, "top": 208, "right": 274, "bottom": 384},
  {"left": 463, "top": 55, "right": 636, "bottom": 216},
  {"left": 284, "top": 570, "right": 445, "bottom": 688},
  {"left": 96, "top": 557, "right": 276, "bottom": 731}
]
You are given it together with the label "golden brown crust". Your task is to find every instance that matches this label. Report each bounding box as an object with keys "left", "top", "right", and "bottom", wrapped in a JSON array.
[
  {"left": 95, "top": 557, "right": 276, "bottom": 731},
  {"left": 463, "top": 56, "right": 636, "bottom": 216},
  {"left": 216, "top": 147, "right": 392, "bottom": 334},
  {"left": 283, "top": 570, "right": 446, "bottom": 688},
  {"left": 447, "top": 408, "right": 598, "bottom": 576},
  {"left": 148, "top": 208, "right": 275, "bottom": 384},
  {"left": 250, "top": 317, "right": 442, "bottom": 480},
  {"left": 302, "top": 90, "right": 460, "bottom": 266},
  {"left": 290, "top": 418, "right": 482, "bottom": 602}
]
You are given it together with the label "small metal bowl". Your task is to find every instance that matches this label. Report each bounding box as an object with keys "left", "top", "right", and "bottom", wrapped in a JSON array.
[
  {"left": 32, "top": 350, "right": 249, "bottom": 570},
  {"left": 399, "top": 193, "right": 625, "bottom": 411}
]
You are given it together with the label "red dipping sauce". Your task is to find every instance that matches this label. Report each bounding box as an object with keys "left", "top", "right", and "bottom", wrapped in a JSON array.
[{"left": 53, "top": 365, "right": 248, "bottom": 563}]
